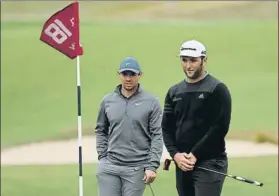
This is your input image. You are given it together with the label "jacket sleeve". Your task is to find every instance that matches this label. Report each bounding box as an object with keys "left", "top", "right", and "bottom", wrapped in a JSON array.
[
  {"left": 146, "top": 98, "right": 163, "bottom": 172},
  {"left": 161, "top": 89, "right": 179, "bottom": 158},
  {"left": 191, "top": 83, "right": 232, "bottom": 159},
  {"left": 95, "top": 98, "right": 110, "bottom": 160}
]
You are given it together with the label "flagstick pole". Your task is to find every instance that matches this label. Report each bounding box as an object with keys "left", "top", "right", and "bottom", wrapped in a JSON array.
[{"left": 76, "top": 55, "right": 83, "bottom": 196}]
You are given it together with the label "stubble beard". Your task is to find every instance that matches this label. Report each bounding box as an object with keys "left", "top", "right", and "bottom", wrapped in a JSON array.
[
  {"left": 185, "top": 66, "right": 203, "bottom": 80},
  {"left": 123, "top": 83, "right": 138, "bottom": 92}
]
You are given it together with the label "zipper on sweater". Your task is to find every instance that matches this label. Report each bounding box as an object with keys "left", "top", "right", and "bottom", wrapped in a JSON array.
[
  {"left": 119, "top": 90, "right": 138, "bottom": 116},
  {"left": 125, "top": 99, "right": 128, "bottom": 116}
]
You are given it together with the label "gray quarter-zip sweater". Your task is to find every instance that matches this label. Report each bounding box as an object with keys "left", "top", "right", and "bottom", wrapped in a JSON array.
[{"left": 95, "top": 84, "right": 163, "bottom": 172}]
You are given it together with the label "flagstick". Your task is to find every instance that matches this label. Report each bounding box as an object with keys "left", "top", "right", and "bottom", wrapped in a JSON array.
[{"left": 76, "top": 55, "right": 83, "bottom": 196}]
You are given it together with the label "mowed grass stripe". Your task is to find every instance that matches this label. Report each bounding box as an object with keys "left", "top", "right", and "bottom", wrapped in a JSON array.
[
  {"left": 1, "top": 156, "right": 278, "bottom": 196},
  {"left": 1, "top": 20, "right": 277, "bottom": 147}
]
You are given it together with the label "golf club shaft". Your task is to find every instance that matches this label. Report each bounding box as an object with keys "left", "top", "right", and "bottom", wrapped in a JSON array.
[
  {"left": 195, "top": 166, "right": 263, "bottom": 186},
  {"left": 148, "top": 184, "right": 155, "bottom": 196}
]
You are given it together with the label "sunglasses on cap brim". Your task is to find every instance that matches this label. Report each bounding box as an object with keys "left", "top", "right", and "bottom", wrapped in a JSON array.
[{"left": 120, "top": 71, "right": 140, "bottom": 76}]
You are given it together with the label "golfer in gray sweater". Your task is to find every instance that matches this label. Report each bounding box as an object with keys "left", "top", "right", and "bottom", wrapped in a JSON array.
[{"left": 95, "top": 57, "right": 163, "bottom": 196}]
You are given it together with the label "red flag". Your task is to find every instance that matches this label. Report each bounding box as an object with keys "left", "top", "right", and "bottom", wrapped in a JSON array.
[{"left": 40, "top": 2, "right": 83, "bottom": 59}]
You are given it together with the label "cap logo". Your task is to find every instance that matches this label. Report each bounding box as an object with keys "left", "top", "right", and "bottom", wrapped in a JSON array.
[
  {"left": 201, "top": 51, "right": 206, "bottom": 55},
  {"left": 125, "top": 63, "right": 130, "bottom": 66},
  {"left": 181, "top": 47, "right": 196, "bottom": 51}
]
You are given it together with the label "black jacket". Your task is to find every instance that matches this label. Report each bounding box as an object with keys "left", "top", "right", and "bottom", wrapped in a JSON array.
[{"left": 161, "top": 74, "right": 232, "bottom": 160}]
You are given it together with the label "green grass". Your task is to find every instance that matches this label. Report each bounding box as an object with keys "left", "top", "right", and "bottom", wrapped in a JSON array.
[
  {"left": 1, "top": 19, "right": 278, "bottom": 148},
  {"left": 1, "top": 3, "right": 277, "bottom": 196},
  {"left": 1, "top": 1, "right": 276, "bottom": 22},
  {"left": 1, "top": 0, "right": 278, "bottom": 148},
  {"left": 1, "top": 156, "right": 278, "bottom": 196}
]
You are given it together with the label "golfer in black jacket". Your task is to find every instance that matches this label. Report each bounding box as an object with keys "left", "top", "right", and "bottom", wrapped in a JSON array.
[{"left": 162, "top": 40, "right": 232, "bottom": 196}]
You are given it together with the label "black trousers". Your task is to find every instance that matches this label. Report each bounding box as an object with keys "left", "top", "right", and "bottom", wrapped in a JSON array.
[{"left": 175, "top": 158, "right": 228, "bottom": 196}]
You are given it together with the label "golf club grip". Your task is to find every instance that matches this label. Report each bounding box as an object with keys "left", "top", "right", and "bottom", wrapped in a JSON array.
[{"left": 231, "top": 175, "right": 263, "bottom": 186}]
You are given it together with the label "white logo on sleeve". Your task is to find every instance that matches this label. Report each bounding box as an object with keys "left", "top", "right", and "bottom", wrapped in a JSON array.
[
  {"left": 198, "top": 93, "right": 204, "bottom": 99},
  {"left": 173, "top": 97, "right": 182, "bottom": 102}
]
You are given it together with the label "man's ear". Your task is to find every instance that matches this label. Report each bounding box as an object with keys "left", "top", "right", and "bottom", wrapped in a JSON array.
[
  {"left": 204, "top": 57, "right": 208, "bottom": 63},
  {"left": 201, "top": 57, "right": 207, "bottom": 66}
]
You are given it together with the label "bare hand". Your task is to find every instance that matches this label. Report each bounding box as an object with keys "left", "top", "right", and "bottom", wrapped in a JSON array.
[
  {"left": 185, "top": 152, "right": 197, "bottom": 164},
  {"left": 143, "top": 170, "right": 156, "bottom": 184},
  {"left": 174, "top": 152, "right": 195, "bottom": 171}
]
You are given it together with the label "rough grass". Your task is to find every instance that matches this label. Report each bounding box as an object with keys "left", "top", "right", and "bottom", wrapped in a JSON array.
[
  {"left": 1, "top": 1, "right": 277, "bottom": 21},
  {"left": 227, "top": 131, "right": 278, "bottom": 145},
  {"left": 254, "top": 132, "right": 278, "bottom": 145},
  {"left": 1, "top": 125, "right": 276, "bottom": 148}
]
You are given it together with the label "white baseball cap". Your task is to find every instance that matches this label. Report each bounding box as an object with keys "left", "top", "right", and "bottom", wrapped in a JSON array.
[{"left": 179, "top": 40, "right": 206, "bottom": 57}]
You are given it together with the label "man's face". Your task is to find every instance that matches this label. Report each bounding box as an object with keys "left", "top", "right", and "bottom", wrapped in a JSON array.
[
  {"left": 180, "top": 56, "right": 205, "bottom": 79},
  {"left": 119, "top": 71, "right": 142, "bottom": 91}
]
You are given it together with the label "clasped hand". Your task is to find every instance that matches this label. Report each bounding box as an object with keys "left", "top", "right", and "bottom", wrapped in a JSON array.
[{"left": 174, "top": 152, "right": 197, "bottom": 171}]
